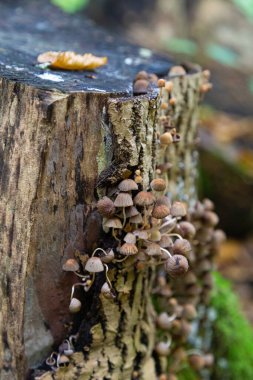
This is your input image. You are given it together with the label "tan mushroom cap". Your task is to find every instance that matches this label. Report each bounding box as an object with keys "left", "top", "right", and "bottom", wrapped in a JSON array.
[
  {"left": 119, "top": 243, "right": 138, "bottom": 256},
  {"left": 101, "top": 249, "right": 115, "bottom": 264},
  {"left": 114, "top": 192, "right": 133, "bottom": 208},
  {"left": 97, "top": 196, "right": 115, "bottom": 217},
  {"left": 150, "top": 178, "right": 166, "bottom": 192},
  {"left": 149, "top": 229, "right": 161, "bottom": 242},
  {"left": 164, "top": 254, "right": 189, "bottom": 277},
  {"left": 145, "top": 243, "right": 161, "bottom": 257},
  {"left": 129, "top": 213, "right": 143, "bottom": 224},
  {"left": 134, "top": 191, "right": 155, "bottom": 206},
  {"left": 62, "top": 258, "right": 80, "bottom": 272},
  {"left": 159, "top": 235, "right": 173, "bottom": 248},
  {"left": 133, "top": 229, "right": 149, "bottom": 240},
  {"left": 104, "top": 217, "right": 123, "bottom": 229},
  {"left": 125, "top": 206, "right": 139, "bottom": 218},
  {"left": 156, "top": 196, "right": 171, "bottom": 208},
  {"left": 118, "top": 179, "right": 138, "bottom": 192},
  {"left": 69, "top": 298, "right": 81, "bottom": 313},
  {"left": 170, "top": 201, "right": 187, "bottom": 217},
  {"left": 124, "top": 233, "right": 136, "bottom": 244},
  {"left": 152, "top": 204, "right": 170, "bottom": 219},
  {"left": 85, "top": 257, "right": 104, "bottom": 272}
]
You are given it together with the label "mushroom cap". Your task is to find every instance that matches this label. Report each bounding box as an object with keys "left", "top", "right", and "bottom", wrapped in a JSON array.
[
  {"left": 114, "top": 192, "right": 133, "bottom": 208},
  {"left": 182, "top": 304, "right": 197, "bottom": 320},
  {"left": 188, "top": 354, "right": 205, "bottom": 370},
  {"left": 159, "top": 235, "right": 173, "bottom": 248},
  {"left": 118, "top": 179, "right": 138, "bottom": 192},
  {"left": 69, "top": 298, "right": 81, "bottom": 313},
  {"left": 134, "top": 191, "right": 155, "bottom": 206},
  {"left": 104, "top": 217, "right": 123, "bottom": 229},
  {"left": 118, "top": 243, "right": 138, "bottom": 256},
  {"left": 172, "top": 239, "right": 192, "bottom": 257},
  {"left": 62, "top": 258, "right": 80, "bottom": 272},
  {"left": 178, "top": 221, "right": 196, "bottom": 239},
  {"left": 145, "top": 243, "right": 161, "bottom": 257},
  {"left": 129, "top": 213, "right": 143, "bottom": 224},
  {"left": 157, "top": 312, "right": 174, "bottom": 330},
  {"left": 133, "top": 229, "right": 149, "bottom": 240},
  {"left": 133, "top": 79, "right": 149, "bottom": 95},
  {"left": 149, "top": 229, "right": 161, "bottom": 242},
  {"left": 164, "top": 254, "right": 189, "bottom": 277},
  {"left": 170, "top": 201, "right": 187, "bottom": 217},
  {"left": 152, "top": 204, "right": 170, "bottom": 219},
  {"left": 101, "top": 282, "right": 112, "bottom": 298},
  {"left": 125, "top": 206, "right": 139, "bottom": 218},
  {"left": 135, "top": 70, "right": 148, "bottom": 80},
  {"left": 58, "top": 354, "right": 70, "bottom": 365},
  {"left": 101, "top": 249, "right": 115, "bottom": 264},
  {"left": 156, "top": 196, "right": 171, "bottom": 208},
  {"left": 160, "top": 132, "right": 173, "bottom": 145},
  {"left": 150, "top": 178, "right": 166, "bottom": 192},
  {"left": 85, "top": 257, "right": 104, "bottom": 272},
  {"left": 169, "top": 65, "right": 186, "bottom": 77},
  {"left": 97, "top": 196, "right": 115, "bottom": 217},
  {"left": 124, "top": 233, "right": 136, "bottom": 244},
  {"left": 155, "top": 341, "right": 171, "bottom": 356}
]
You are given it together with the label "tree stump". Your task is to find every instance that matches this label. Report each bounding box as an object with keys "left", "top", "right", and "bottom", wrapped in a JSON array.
[{"left": 0, "top": 2, "right": 209, "bottom": 380}]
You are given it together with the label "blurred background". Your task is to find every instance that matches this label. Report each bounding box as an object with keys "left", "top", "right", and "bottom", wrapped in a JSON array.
[{"left": 51, "top": 0, "right": 253, "bottom": 324}]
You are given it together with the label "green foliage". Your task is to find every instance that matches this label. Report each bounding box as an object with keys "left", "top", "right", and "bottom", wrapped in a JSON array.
[
  {"left": 51, "top": 0, "right": 89, "bottom": 13},
  {"left": 164, "top": 37, "right": 198, "bottom": 55},
  {"left": 210, "top": 272, "right": 253, "bottom": 380},
  {"left": 205, "top": 44, "right": 238, "bottom": 67},
  {"left": 232, "top": 0, "right": 253, "bottom": 21}
]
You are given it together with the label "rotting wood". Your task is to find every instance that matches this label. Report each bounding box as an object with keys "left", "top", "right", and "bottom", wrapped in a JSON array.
[{"left": 0, "top": 2, "right": 208, "bottom": 380}]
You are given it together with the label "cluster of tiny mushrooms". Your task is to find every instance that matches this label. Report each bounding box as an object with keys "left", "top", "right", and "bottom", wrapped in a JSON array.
[{"left": 44, "top": 66, "right": 221, "bottom": 379}]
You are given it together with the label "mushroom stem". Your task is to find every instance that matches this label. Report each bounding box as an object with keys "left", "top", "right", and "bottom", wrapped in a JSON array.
[
  {"left": 112, "top": 228, "right": 120, "bottom": 242},
  {"left": 114, "top": 255, "right": 129, "bottom": 263},
  {"left": 74, "top": 272, "right": 90, "bottom": 280},
  {"left": 166, "top": 233, "right": 183, "bottom": 240},
  {"left": 160, "top": 247, "right": 172, "bottom": 259},
  {"left": 159, "top": 218, "right": 177, "bottom": 233},
  {"left": 92, "top": 247, "right": 108, "bottom": 257},
  {"left": 104, "top": 264, "right": 113, "bottom": 290},
  {"left": 122, "top": 207, "right": 126, "bottom": 228},
  {"left": 70, "top": 282, "right": 86, "bottom": 300}
]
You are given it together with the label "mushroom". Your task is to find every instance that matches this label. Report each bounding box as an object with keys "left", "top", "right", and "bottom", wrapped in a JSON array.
[
  {"left": 62, "top": 258, "right": 80, "bottom": 273},
  {"left": 118, "top": 179, "right": 138, "bottom": 192},
  {"left": 118, "top": 243, "right": 138, "bottom": 256},
  {"left": 152, "top": 204, "right": 170, "bottom": 219},
  {"left": 97, "top": 196, "right": 115, "bottom": 217},
  {"left": 134, "top": 191, "right": 155, "bottom": 226},
  {"left": 170, "top": 201, "right": 187, "bottom": 218},
  {"left": 164, "top": 254, "right": 189, "bottom": 277},
  {"left": 155, "top": 338, "right": 172, "bottom": 356},
  {"left": 157, "top": 312, "right": 177, "bottom": 330},
  {"left": 172, "top": 238, "right": 192, "bottom": 257},
  {"left": 103, "top": 217, "right": 123, "bottom": 241},
  {"left": 150, "top": 178, "right": 166, "bottom": 192},
  {"left": 123, "top": 233, "right": 136, "bottom": 244},
  {"left": 114, "top": 192, "right": 133, "bottom": 226},
  {"left": 145, "top": 243, "right": 161, "bottom": 257},
  {"left": 69, "top": 297, "right": 82, "bottom": 314}
]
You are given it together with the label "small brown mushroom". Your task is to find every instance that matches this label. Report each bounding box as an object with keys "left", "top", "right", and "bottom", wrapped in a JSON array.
[
  {"left": 62, "top": 258, "right": 80, "bottom": 272},
  {"left": 118, "top": 179, "right": 138, "bottom": 192},
  {"left": 164, "top": 254, "right": 189, "bottom": 277},
  {"left": 170, "top": 201, "right": 187, "bottom": 217},
  {"left": 97, "top": 196, "right": 115, "bottom": 217},
  {"left": 85, "top": 257, "right": 104, "bottom": 273},
  {"left": 69, "top": 298, "right": 81, "bottom": 314},
  {"left": 150, "top": 178, "right": 166, "bottom": 192}
]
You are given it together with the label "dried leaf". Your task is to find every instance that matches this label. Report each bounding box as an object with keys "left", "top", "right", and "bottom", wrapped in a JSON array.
[{"left": 37, "top": 51, "right": 107, "bottom": 70}]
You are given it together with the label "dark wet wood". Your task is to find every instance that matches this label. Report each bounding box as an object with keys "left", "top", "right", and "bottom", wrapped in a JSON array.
[{"left": 0, "top": 0, "right": 173, "bottom": 95}]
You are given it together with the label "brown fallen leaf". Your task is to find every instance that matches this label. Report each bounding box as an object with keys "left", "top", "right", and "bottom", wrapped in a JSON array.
[{"left": 37, "top": 51, "right": 107, "bottom": 70}]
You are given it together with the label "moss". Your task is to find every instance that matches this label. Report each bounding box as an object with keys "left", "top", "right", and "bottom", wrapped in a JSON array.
[{"left": 210, "top": 272, "right": 253, "bottom": 380}]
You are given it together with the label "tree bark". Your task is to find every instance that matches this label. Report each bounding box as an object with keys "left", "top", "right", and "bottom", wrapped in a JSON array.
[{"left": 0, "top": 2, "right": 207, "bottom": 380}]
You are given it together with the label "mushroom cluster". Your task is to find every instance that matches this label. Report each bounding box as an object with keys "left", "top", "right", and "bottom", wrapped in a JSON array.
[
  {"left": 152, "top": 199, "right": 225, "bottom": 379},
  {"left": 96, "top": 175, "right": 191, "bottom": 279}
]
